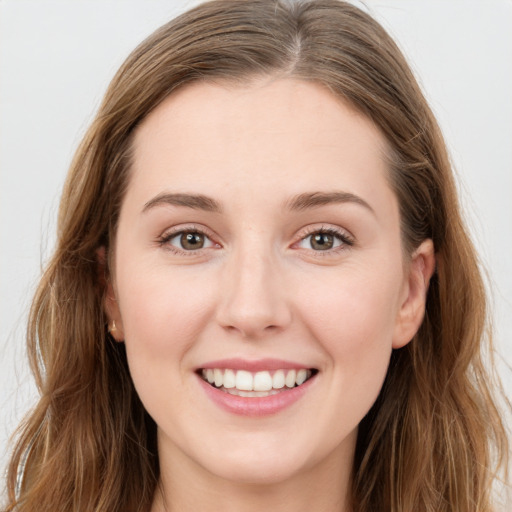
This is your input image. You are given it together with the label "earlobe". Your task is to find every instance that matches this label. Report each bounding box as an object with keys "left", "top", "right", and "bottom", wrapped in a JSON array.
[
  {"left": 104, "top": 291, "right": 125, "bottom": 343},
  {"left": 392, "top": 239, "right": 435, "bottom": 349},
  {"left": 97, "top": 246, "right": 125, "bottom": 342}
]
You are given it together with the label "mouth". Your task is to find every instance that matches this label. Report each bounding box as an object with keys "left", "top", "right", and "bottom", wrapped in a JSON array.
[{"left": 198, "top": 368, "right": 318, "bottom": 397}]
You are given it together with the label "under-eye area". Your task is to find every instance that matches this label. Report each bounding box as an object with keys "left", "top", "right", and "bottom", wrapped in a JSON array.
[{"left": 198, "top": 368, "right": 319, "bottom": 397}]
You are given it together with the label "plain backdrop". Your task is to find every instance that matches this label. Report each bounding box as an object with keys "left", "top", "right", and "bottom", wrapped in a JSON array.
[{"left": 1, "top": 0, "right": 511, "bottom": 483}]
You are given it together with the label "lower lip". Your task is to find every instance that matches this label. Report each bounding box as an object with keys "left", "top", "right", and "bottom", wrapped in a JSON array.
[{"left": 197, "top": 373, "right": 316, "bottom": 417}]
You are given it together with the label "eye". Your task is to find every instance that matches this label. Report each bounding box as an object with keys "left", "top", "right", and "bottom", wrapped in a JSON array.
[
  {"left": 163, "top": 230, "right": 216, "bottom": 251},
  {"left": 296, "top": 228, "right": 353, "bottom": 251}
]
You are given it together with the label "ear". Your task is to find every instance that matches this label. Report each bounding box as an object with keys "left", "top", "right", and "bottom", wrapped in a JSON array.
[
  {"left": 97, "top": 246, "right": 125, "bottom": 342},
  {"left": 392, "top": 239, "right": 435, "bottom": 349}
]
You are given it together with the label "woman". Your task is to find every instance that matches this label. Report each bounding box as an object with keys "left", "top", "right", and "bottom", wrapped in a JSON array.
[{"left": 4, "top": 0, "right": 509, "bottom": 510}]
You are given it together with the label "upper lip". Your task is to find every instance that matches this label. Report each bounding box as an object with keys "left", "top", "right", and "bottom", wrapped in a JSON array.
[{"left": 198, "top": 358, "right": 315, "bottom": 372}]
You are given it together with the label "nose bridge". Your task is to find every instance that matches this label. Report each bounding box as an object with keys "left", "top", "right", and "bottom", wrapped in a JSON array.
[{"left": 216, "top": 233, "right": 291, "bottom": 338}]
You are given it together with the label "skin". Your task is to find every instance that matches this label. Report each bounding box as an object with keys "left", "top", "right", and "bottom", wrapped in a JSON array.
[{"left": 104, "top": 78, "right": 435, "bottom": 512}]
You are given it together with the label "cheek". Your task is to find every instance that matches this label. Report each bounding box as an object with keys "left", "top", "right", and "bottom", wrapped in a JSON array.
[
  {"left": 294, "top": 264, "right": 402, "bottom": 393},
  {"left": 298, "top": 265, "right": 401, "bottom": 343},
  {"left": 114, "top": 264, "right": 220, "bottom": 431},
  {"left": 114, "top": 264, "right": 216, "bottom": 373}
]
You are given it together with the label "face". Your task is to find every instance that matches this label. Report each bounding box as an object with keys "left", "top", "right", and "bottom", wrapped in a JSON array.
[{"left": 105, "top": 78, "right": 433, "bottom": 487}]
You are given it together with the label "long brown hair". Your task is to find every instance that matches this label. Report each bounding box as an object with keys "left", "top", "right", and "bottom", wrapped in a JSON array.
[{"left": 4, "top": 1, "right": 509, "bottom": 510}]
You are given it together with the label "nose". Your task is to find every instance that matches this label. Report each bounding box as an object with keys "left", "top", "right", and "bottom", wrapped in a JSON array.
[{"left": 215, "top": 246, "right": 292, "bottom": 339}]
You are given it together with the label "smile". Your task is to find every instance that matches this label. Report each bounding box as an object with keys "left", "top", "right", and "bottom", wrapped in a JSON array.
[{"left": 199, "top": 368, "right": 317, "bottom": 397}]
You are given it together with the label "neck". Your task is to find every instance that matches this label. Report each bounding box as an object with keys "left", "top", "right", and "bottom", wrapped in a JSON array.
[{"left": 150, "top": 431, "right": 355, "bottom": 512}]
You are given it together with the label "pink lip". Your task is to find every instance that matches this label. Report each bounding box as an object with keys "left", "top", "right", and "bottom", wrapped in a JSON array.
[
  {"left": 199, "top": 358, "right": 311, "bottom": 372},
  {"left": 197, "top": 371, "right": 317, "bottom": 417}
]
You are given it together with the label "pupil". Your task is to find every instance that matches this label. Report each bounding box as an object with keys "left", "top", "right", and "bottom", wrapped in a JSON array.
[
  {"left": 312, "top": 233, "right": 333, "bottom": 250},
  {"left": 181, "top": 232, "right": 204, "bottom": 250}
]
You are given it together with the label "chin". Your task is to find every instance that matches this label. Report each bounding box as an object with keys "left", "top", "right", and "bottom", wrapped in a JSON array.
[
  {"left": 205, "top": 456, "right": 305, "bottom": 486},
  {"left": 198, "top": 432, "right": 333, "bottom": 487}
]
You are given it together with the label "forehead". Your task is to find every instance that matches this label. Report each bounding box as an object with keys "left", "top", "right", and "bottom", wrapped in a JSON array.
[{"left": 127, "top": 78, "right": 395, "bottom": 220}]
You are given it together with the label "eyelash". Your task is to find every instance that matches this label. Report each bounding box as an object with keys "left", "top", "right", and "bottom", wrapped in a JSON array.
[
  {"left": 157, "top": 224, "right": 217, "bottom": 256},
  {"left": 297, "top": 226, "right": 354, "bottom": 255},
  {"left": 156, "top": 225, "right": 354, "bottom": 256}
]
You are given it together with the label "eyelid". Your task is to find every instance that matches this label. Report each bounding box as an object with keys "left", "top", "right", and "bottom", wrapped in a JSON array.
[
  {"left": 157, "top": 224, "right": 221, "bottom": 254},
  {"left": 155, "top": 223, "right": 354, "bottom": 256},
  {"left": 292, "top": 224, "right": 355, "bottom": 252}
]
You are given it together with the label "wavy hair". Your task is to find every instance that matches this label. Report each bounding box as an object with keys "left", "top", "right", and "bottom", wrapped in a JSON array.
[{"left": 4, "top": 1, "right": 509, "bottom": 510}]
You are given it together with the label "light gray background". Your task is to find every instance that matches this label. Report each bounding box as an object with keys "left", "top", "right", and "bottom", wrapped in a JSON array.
[{"left": 1, "top": 0, "right": 511, "bottom": 483}]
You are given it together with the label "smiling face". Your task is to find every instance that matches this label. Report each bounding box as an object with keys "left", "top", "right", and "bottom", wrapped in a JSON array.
[{"left": 105, "top": 78, "right": 434, "bottom": 492}]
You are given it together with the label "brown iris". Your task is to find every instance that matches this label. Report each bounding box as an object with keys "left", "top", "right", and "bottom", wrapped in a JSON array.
[
  {"left": 180, "top": 232, "right": 205, "bottom": 250},
  {"left": 310, "top": 233, "right": 334, "bottom": 250}
]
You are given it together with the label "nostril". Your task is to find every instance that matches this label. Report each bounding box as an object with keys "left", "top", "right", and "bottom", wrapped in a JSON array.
[{"left": 214, "top": 272, "right": 293, "bottom": 338}]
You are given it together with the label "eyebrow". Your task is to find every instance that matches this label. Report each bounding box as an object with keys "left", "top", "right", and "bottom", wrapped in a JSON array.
[
  {"left": 142, "top": 190, "right": 374, "bottom": 216},
  {"left": 286, "top": 191, "right": 375, "bottom": 215},
  {"left": 142, "top": 192, "right": 222, "bottom": 214}
]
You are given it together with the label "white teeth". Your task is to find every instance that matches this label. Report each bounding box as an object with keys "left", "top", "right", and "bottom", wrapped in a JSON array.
[
  {"left": 214, "top": 368, "right": 223, "bottom": 388},
  {"left": 201, "top": 368, "right": 314, "bottom": 392},
  {"left": 272, "top": 370, "right": 285, "bottom": 389},
  {"left": 285, "top": 369, "right": 296, "bottom": 388},
  {"left": 224, "top": 388, "right": 282, "bottom": 397},
  {"left": 223, "top": 369, "right": 236, "bottom": 389},
  {"left": 253, "top": 371, "right": 273, "bottom": 391},
  {"left": 235, "top": 370, "right": 253, "bottom": 391},
  {"left": 296, "top": 369, "right": 308, "bottom": 386}
]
